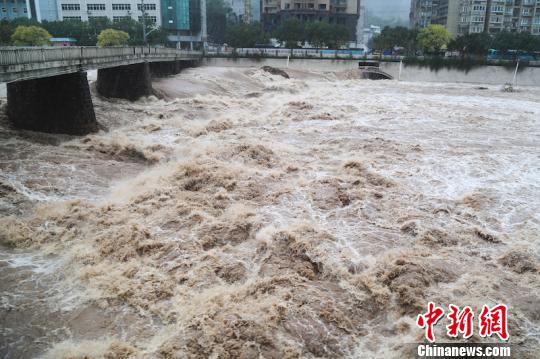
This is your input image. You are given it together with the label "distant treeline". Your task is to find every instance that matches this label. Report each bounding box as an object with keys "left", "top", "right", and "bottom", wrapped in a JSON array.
[
  {"left": 371, "top": 25, "right": 540, "bottom": 57},
  {"left": 0, "top": 17, "right": 168, "bottom": 46}
]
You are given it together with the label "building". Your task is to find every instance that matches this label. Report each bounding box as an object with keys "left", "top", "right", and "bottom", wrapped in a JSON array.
[
  {"left": 54, "top": 0, "right": 161, "bottom": 26},
  {"left": 28, "top": 0, "right": 59, "bottom": 21},
  {"left": 1, "top": 0, "right": 204, "bottom": 48},
  {"left": 362, "top": 23, "right": 379, "bottom": 48},
  {"left": 431, "top": 0, "right": 459, "bottom": 36},
  {"left": 0, "top": 0, "right": 60, "bottom": 22},
  {"left": 161, "top": 0, "right": 194, "bottom": 31},
  {"left": 456, "top": 0, "right": 489, "bottom": 34},
  {"left": 410, "top": 0, "right": 437, "bottom": 29},
  {"left": 262, "top": 0, "right": 361, "bottom": 41},
  {"left": 161, "top": 0, "right": 205, "bottom": 48},
  {"left": 410, "top": 0, "right": 540, "bottom": 36},
  {"left": 225, "top": 0, "right": 261, "bottom": 23},
  {"left": 1, "top": 0, "right": 31, "bottom": 21},
  {"left": 458, "top": 0, "right": 540, "bottom": 35}
]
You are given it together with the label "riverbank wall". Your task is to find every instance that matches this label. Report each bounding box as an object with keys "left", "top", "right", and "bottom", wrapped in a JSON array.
[{"left": 202, "top": 57, "right": 540, "bottom": 86}]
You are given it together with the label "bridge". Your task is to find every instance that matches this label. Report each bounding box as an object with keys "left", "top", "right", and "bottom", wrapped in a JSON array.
[{"left": 0, "top": 47, "right": 202, "bottom": 135}]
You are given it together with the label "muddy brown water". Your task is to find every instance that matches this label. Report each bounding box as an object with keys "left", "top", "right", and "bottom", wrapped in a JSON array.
[{"left": 0, "top": 67, "right": 539, "bottom": 358}]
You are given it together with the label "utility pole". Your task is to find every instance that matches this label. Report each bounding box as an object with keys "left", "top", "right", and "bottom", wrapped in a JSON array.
[
  {"left": 140, "top": 0, "right": 158, "bottom": 45},
  {"left": 484, "top": 0, "right": 492, "bottom": 33},
  {"left": 243, "top": 0, "right": 252, "bottom": 24},
  {"left": 141, "top": 0, "right": 147, "bottom": 45},
  {"left": 201, "top": 0, "right": 208, "bottom": 48}
]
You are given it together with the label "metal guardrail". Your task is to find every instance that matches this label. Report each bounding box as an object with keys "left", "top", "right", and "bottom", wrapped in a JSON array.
[
  {"left": 0, "top": 46, "right": 201, "bottom": 66},
  {"left": 205, "top": 48, "right": 403, "bottom": 61}
]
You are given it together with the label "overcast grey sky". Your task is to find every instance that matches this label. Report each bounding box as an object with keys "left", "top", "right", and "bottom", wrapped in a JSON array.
[{"left": 362, "top": 0, "right": 410, "bottom": 20}]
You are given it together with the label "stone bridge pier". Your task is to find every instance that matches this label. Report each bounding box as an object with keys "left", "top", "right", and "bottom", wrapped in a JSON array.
[
  {"left": 97, "top": 62, "right": 153, "bottom": 101},
  {"left": 2, "top": 46, "right": 201, "bottom": 135},
  {"left": 96, "top": 60, "right": 199, "bottom": 100},
  {"left": 7, "top": 71, "right": 98, "bottom": 135},
  {"left": 149, "top": 60, "right": 198, "bottom": 78}
]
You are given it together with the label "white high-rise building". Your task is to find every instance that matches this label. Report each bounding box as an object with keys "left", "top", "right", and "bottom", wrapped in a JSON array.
[{"left": 57, "top": 0, "right": 161, "bottom": 26}]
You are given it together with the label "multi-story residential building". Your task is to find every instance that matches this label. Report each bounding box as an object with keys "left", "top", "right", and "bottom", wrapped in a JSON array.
[
  {"left": 55, "top": 0, "right": 161, "bottom": 25},
  {"left": 262, "top": 0, "right": 361, "bottom": 40},
  {"left": 411, "top": 0, "right": 540, "bottom": 36},
  {"left": 431, "top": 0, "right": 459, "bottom": 35},
  {"left": 410, "top": 0, "right": 438, "bottom": 28},
  {"left": 457, "top": 0, "right": 489, "bottom": 34},
  {"left": 458, "top": 0, "right": 540, "bottom": 35}
]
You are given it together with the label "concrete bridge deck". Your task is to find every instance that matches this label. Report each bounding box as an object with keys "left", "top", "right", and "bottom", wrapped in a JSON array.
[
  {"left": 1, "top": 46, "right": 202, "bottom": 135},
  {"left": 0, "top": 46, "right": 201, "bottom": 83}
]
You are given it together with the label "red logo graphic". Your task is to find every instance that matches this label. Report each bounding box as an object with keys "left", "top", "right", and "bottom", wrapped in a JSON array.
[
  {"left": 447, "top": 304, "right": 474, "bottom": 339},
  {"left": 479, "top": 304, "right": 509, "bottom": 341},
  {"left": 417, "top": 303, "right": 509, "bottom": 342},
  {"left": 417, "top": 302, "right": 445, "bottom": 343}
]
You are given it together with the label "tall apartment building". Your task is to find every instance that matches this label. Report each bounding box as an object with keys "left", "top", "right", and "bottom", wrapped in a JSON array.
[
  {"left": 431, "top": 0, "right": 459, "bottom": 35},
  {"left": 410, "top": 0, "right": 540, "bottom": 36},
  {"left": 458, "top": 0, "right": 540, "bottom": 35},
  {"left": 262, "top": 0, "right": 361, "bottom": 40},
  {"left": 410, "top": 0, "right": 437, "bottom": 28}
]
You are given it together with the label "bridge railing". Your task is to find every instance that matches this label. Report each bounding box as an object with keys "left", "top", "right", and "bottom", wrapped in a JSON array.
[{"left": 0, "top": 46, "right": 201, "bottom": 66}]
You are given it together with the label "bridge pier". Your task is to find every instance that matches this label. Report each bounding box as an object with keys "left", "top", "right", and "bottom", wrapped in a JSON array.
[
  {"left": 149, "top": 60, "right": 199, "bottom": 78},
  {"left": 150, "top": 61, "right": 182, "bottom": 78},
  {"left": 7, "top": 71, "right": 98, "bottom": 135},
  {"left": 97, "top": 62, "right": 152, "bottom": 101}
]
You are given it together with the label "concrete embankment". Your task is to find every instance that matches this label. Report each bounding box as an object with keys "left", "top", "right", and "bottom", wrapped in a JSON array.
[{"left": 203, "top": 57, "right": 540, "bottom": 86}]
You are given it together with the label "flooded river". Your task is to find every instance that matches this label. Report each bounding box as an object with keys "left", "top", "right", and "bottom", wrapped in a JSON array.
[{"left": 0, "top": 66, "right": 539, "bottom": 358}]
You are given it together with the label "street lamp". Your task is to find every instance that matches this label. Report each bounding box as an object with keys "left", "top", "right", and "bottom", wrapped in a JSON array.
[{"left": 140, "top": 0, "right": 153, "bottom": 45}]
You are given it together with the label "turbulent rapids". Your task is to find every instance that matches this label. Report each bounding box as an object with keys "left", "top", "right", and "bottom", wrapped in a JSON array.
[{"left": 0, "top": 66, "right": 539, "bottom": 358}]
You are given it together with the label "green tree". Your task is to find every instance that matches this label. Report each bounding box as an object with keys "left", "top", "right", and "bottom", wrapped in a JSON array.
[
  {"left": 207, "top": 0, "right": 234, "bottom": 44},
  {"left": 146, "top": 26, "right": 169, "bottom": 45},
  {"left": 96, "top": 28, "right": 129, "bottom": 47},
  {"left": 43, "top": 18, "right": 110, "bottom": 46},
  {"left": 370, "top": 26, "right": 418, "bottom": 55},
  {"left": 417, "top": 24, "right": 452, "bottom": 54},
  {"left": 448, "top": 33, "right": 492, "bottom": 57},
  {"left": 110, "top": 18, "right": 143, "bottom": 45},
  {"left": 224, "top": 22, "right": 267, "bottom": 48},
  {"left": 305, "top": 22, "right": 349, "bottom": 49},
  {"left": 11, "top": 25, "right": 51, "bottom": 46},
  {"left": 493, "top": 31, "right": 540, "bottom": 53},
  {"left": 274, "top": 19, "right": 305, "bottom": 48},
  {"left": 3, "top": 17, "right": 40, "bottom": 44},
  {"left": 305, "top": 21, "right": 331, "bottom": 48},
  {"left": 40, "top": 18, "right": 166, "bottom": 46},
  {"left": 0, "top": 20, "right": 14, "bottom": 45},
  {"left": 327, "top": 24, "right": 350, "bottom": 49},
  {"left": 42, "top": 19, "right": 93, "bottom": 45}
]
